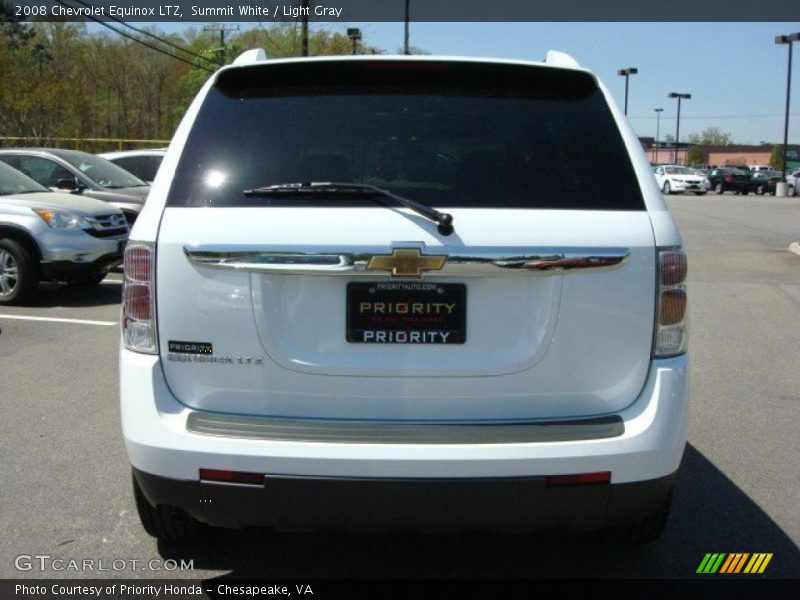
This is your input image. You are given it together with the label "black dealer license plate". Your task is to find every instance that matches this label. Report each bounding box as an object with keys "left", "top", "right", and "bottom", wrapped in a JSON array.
[{"left": 347, "top": 282, "right": 466, "bottom": 344}]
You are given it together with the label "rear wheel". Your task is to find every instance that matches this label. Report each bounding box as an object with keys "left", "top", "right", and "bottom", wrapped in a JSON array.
[
  {"left": 132, "top": 472, "right": 204, "bottom": 543},
  {"left": 756, "top": 185, "right": 765, "bottom": 195},
  {"left": 714, "top": 182, "right": 723, "bottom": 194},
  {"left": 600, "top": 490, "right": 672, "bottom": 546},
  {"left": 788, "top": 185, "right": 796, "bottom": 197},
  {"left": 0, "top": 239, "right": 38, "bottom": 306}
]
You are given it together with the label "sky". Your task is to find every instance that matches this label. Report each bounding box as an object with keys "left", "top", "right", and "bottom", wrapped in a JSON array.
[{"left": 93, "top": 21, "right": 800, "bottom": 145}]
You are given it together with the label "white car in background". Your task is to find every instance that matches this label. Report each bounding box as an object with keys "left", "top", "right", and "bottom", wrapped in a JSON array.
[
  {"left": 653, "top": 165, "right": 707, "bottom": 195},
  {"left": 786, "top": 169, "right": 800, "bottom": 197},
  {"left": 98, "top": 149, "right": 166, "bottom": 184}
]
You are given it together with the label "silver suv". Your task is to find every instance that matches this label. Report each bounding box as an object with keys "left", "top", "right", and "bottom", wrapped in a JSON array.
[{"left": 0, "top": 161, "right": 128, "bottom": 304}]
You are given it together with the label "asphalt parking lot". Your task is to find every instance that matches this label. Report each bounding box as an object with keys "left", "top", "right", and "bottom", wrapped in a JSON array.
[{"left": 1, "top": 195, "right": 798, "bottom": 580}]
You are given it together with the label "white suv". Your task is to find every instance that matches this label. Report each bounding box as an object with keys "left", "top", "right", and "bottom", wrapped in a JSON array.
[{"left": 121, "top": 53, "right": 689, "bottom": 544}]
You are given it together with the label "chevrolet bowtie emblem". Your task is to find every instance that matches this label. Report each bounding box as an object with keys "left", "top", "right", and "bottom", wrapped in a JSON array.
[{"left": 366, "top": 248, "right": 447, "bottom": 277}]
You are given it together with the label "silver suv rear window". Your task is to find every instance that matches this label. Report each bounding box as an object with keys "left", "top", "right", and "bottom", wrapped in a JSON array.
[{"left": 167, "top": 61, "right": 645, "bottom": 211}]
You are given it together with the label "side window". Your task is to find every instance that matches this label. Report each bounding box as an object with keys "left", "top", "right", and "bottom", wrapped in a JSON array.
[
  {"left": 0, "top": 155, "right": 20, "bottom": 169},
  {"left": 18, "top": 156, "right": 74, "bottom": 187},
  {"left": 655, "top": 167, "right": 663, "bottom": 175},
  {"left": 114, "top": 156, "right": 145, "bottom": 177}
]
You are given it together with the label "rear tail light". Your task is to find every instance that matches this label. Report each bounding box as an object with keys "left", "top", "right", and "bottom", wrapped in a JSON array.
[
  {"left": 546, "top": 471, "right": 611, "bottom": 487},
  {"left": 200, "top": 469, "right": 264, "bottom": 485},
  {"left": 724, "top": 175, "right": 733, "bottom": 182},
  {"left": 122, "top": 243, "right": 158, "bottom": 354},
  {"left": 653, "top": 249, "right": 688, "bottom": 357}
]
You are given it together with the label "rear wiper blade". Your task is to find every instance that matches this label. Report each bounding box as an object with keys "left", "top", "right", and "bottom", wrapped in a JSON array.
[{"left": 243, "top": 181, "right": 454, "bottom": 236}]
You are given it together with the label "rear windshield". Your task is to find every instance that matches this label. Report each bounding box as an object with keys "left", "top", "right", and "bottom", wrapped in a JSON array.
[{"left": 168, "top": 61, "right": 645, "bottom": 210}]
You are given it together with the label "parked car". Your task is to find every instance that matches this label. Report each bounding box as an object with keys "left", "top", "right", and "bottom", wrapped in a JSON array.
[
  {"left": 0, "top": 149, "right": 149, "bottom": 226},
  {"left": 0, "top": 160, "right": 128, "bottom": 305},
  {"left": 98, "top": 149, "right": 167, "bottom": 184},
  {"left": 122, "top": 53, "right": 688, "bottom": 545},
  {"left": 785, "top": 169, "right": 800, "bottom": 197},
  {"left": 653, "top": 165, "right": 707, "bottom": 195},
  {"left": 751, "top": 170, "right": 783, "bottom": 195},
  {"left": 688, "top": 168, "right": 712, "bottom": 191},
  {"left": 707, "top": 167, "right": 754, "bottom": 194}
]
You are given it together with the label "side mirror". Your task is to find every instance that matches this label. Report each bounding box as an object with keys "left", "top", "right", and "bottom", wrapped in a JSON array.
[{"left": 55, "top": 177, "right": 85, "bottom": 193}]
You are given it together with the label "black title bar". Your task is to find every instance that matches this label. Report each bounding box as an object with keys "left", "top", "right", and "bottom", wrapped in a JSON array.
[{"left": 3, "top": 0, "right": 800, "bottom": 22}]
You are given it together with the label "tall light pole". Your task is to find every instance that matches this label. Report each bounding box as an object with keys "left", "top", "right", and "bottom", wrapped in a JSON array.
[
  {"left": 617, "top": 67, "right": 638, "bottom": 115},
  {"left": 404, "top": 0, "right": 410, "bottom": 55},
  {"left": 654, "top": 108, "right": 664, "bottom": 163},
  {"left": 347, "top": 28, "right": 362, "bottom": 55},
  {"left": 668, "top": 92, "right": 691, "bottom": 165},
  {"left": 775, "top": 33, "right": 800, "bottom": 188}
]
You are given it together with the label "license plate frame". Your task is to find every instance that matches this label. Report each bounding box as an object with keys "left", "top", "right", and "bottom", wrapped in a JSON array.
[{"left": 346, "top": 281, "right": 466, "bottom": 344}]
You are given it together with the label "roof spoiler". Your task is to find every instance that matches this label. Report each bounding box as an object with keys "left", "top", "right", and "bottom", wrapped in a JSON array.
[
  {"left": 232, "top": 48, "right": 268, "bottom": 66},
  {"left": 543, "top": 50, "right": 580, "bottom": 69}
]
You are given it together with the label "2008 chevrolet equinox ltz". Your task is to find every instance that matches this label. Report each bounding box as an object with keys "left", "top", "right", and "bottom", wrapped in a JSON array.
[{"left": 120, "top": 51, "right": 689, "bottom": 544}]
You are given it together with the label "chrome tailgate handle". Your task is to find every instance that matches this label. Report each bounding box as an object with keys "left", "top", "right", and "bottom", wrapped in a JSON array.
[{"left": 183, "top": 245, "right": 630, "bottom": 277}]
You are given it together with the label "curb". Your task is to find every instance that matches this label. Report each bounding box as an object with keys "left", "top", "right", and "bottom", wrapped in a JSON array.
[{"left": 789, "top": 242, "right": 800, "bottom": 256}]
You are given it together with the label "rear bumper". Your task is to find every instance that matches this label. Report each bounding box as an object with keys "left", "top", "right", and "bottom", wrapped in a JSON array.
[
  {"left": 41, "top": 251, "right": 123, "bottom": 280},
  {"left": 134, "top": 468, "right": 675, "bottom": 532},
  {"left": 121, "top": 351, "right": 688, "bottom": 484}
]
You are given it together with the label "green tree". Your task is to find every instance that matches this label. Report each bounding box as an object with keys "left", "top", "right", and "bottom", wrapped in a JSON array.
[
  {"left": 688, "top": 127, "right": 733, "bottom": 146},
  {"left": 769, "top": 145, "right": 783, "bottom": 169},
  {"left": 687, "top": 146, "right": 704, "bottom": 165}
]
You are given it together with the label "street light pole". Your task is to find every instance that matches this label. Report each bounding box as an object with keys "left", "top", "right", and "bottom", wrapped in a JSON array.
[
  {"left": 668, "top": 92, "right": 691, "bottom": 165},
  {"left": 654, "top": 108, "right": 664, "bottom": 163},
  {"left": 617, "top": 67, "right": 638, "bottom": 115},
  {"left": 347, "top": 28, "right": 362, "bottom": 55},
  {"left": 404, "top": 0, "right": 410, "bottom": 55},
  {"left": 775, "top": 33, "right": 800, "bottom": 185}
]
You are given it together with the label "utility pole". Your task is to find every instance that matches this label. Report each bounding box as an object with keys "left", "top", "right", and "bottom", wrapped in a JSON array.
[
  {"left": 301, "top": 0, "right": 309, "bottom": 57},
  {"left": 204, "top": 24, "right": 240, "bottom": 66}
]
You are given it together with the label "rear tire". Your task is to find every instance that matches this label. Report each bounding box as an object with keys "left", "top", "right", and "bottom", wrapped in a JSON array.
[
  {"left": 756, "top": 185, "right": 765, "bottom": 195},
  {"left": 788, "top": 185, "right": 796, "bottom": 197},
  {"left": 0, "top": 238, "right": 39, "bottom": 306},
  {"left": 132, "top": 472, "right": 204, "bottom": 543},
  {"left": 599, "top": 490, "right": 672, "bottom": 546},
  {"left": 714, "top": 182, "right": 723, "bottom": 194}
]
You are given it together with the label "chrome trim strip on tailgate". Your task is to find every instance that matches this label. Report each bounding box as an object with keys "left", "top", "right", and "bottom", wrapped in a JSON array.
[
  {"left": 187, "top": 412, "right": 624, "bottom": 444},
  {"left": 183, "top": 245, "right": 630, "bottom": 277}
]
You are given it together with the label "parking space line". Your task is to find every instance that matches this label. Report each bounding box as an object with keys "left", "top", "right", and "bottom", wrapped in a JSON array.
[{"left": 0, "top": 314, "right": 117, "bottom": 326}]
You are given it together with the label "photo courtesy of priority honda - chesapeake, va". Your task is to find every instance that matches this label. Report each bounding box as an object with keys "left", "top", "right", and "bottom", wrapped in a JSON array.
[{"left": 120, "top": 51, "right": 689, "bottom": 544}]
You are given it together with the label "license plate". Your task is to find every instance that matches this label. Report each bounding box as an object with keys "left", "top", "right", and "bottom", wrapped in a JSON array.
[{"left": 347, "top": 282, "right": 466, "bottom": 344}]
